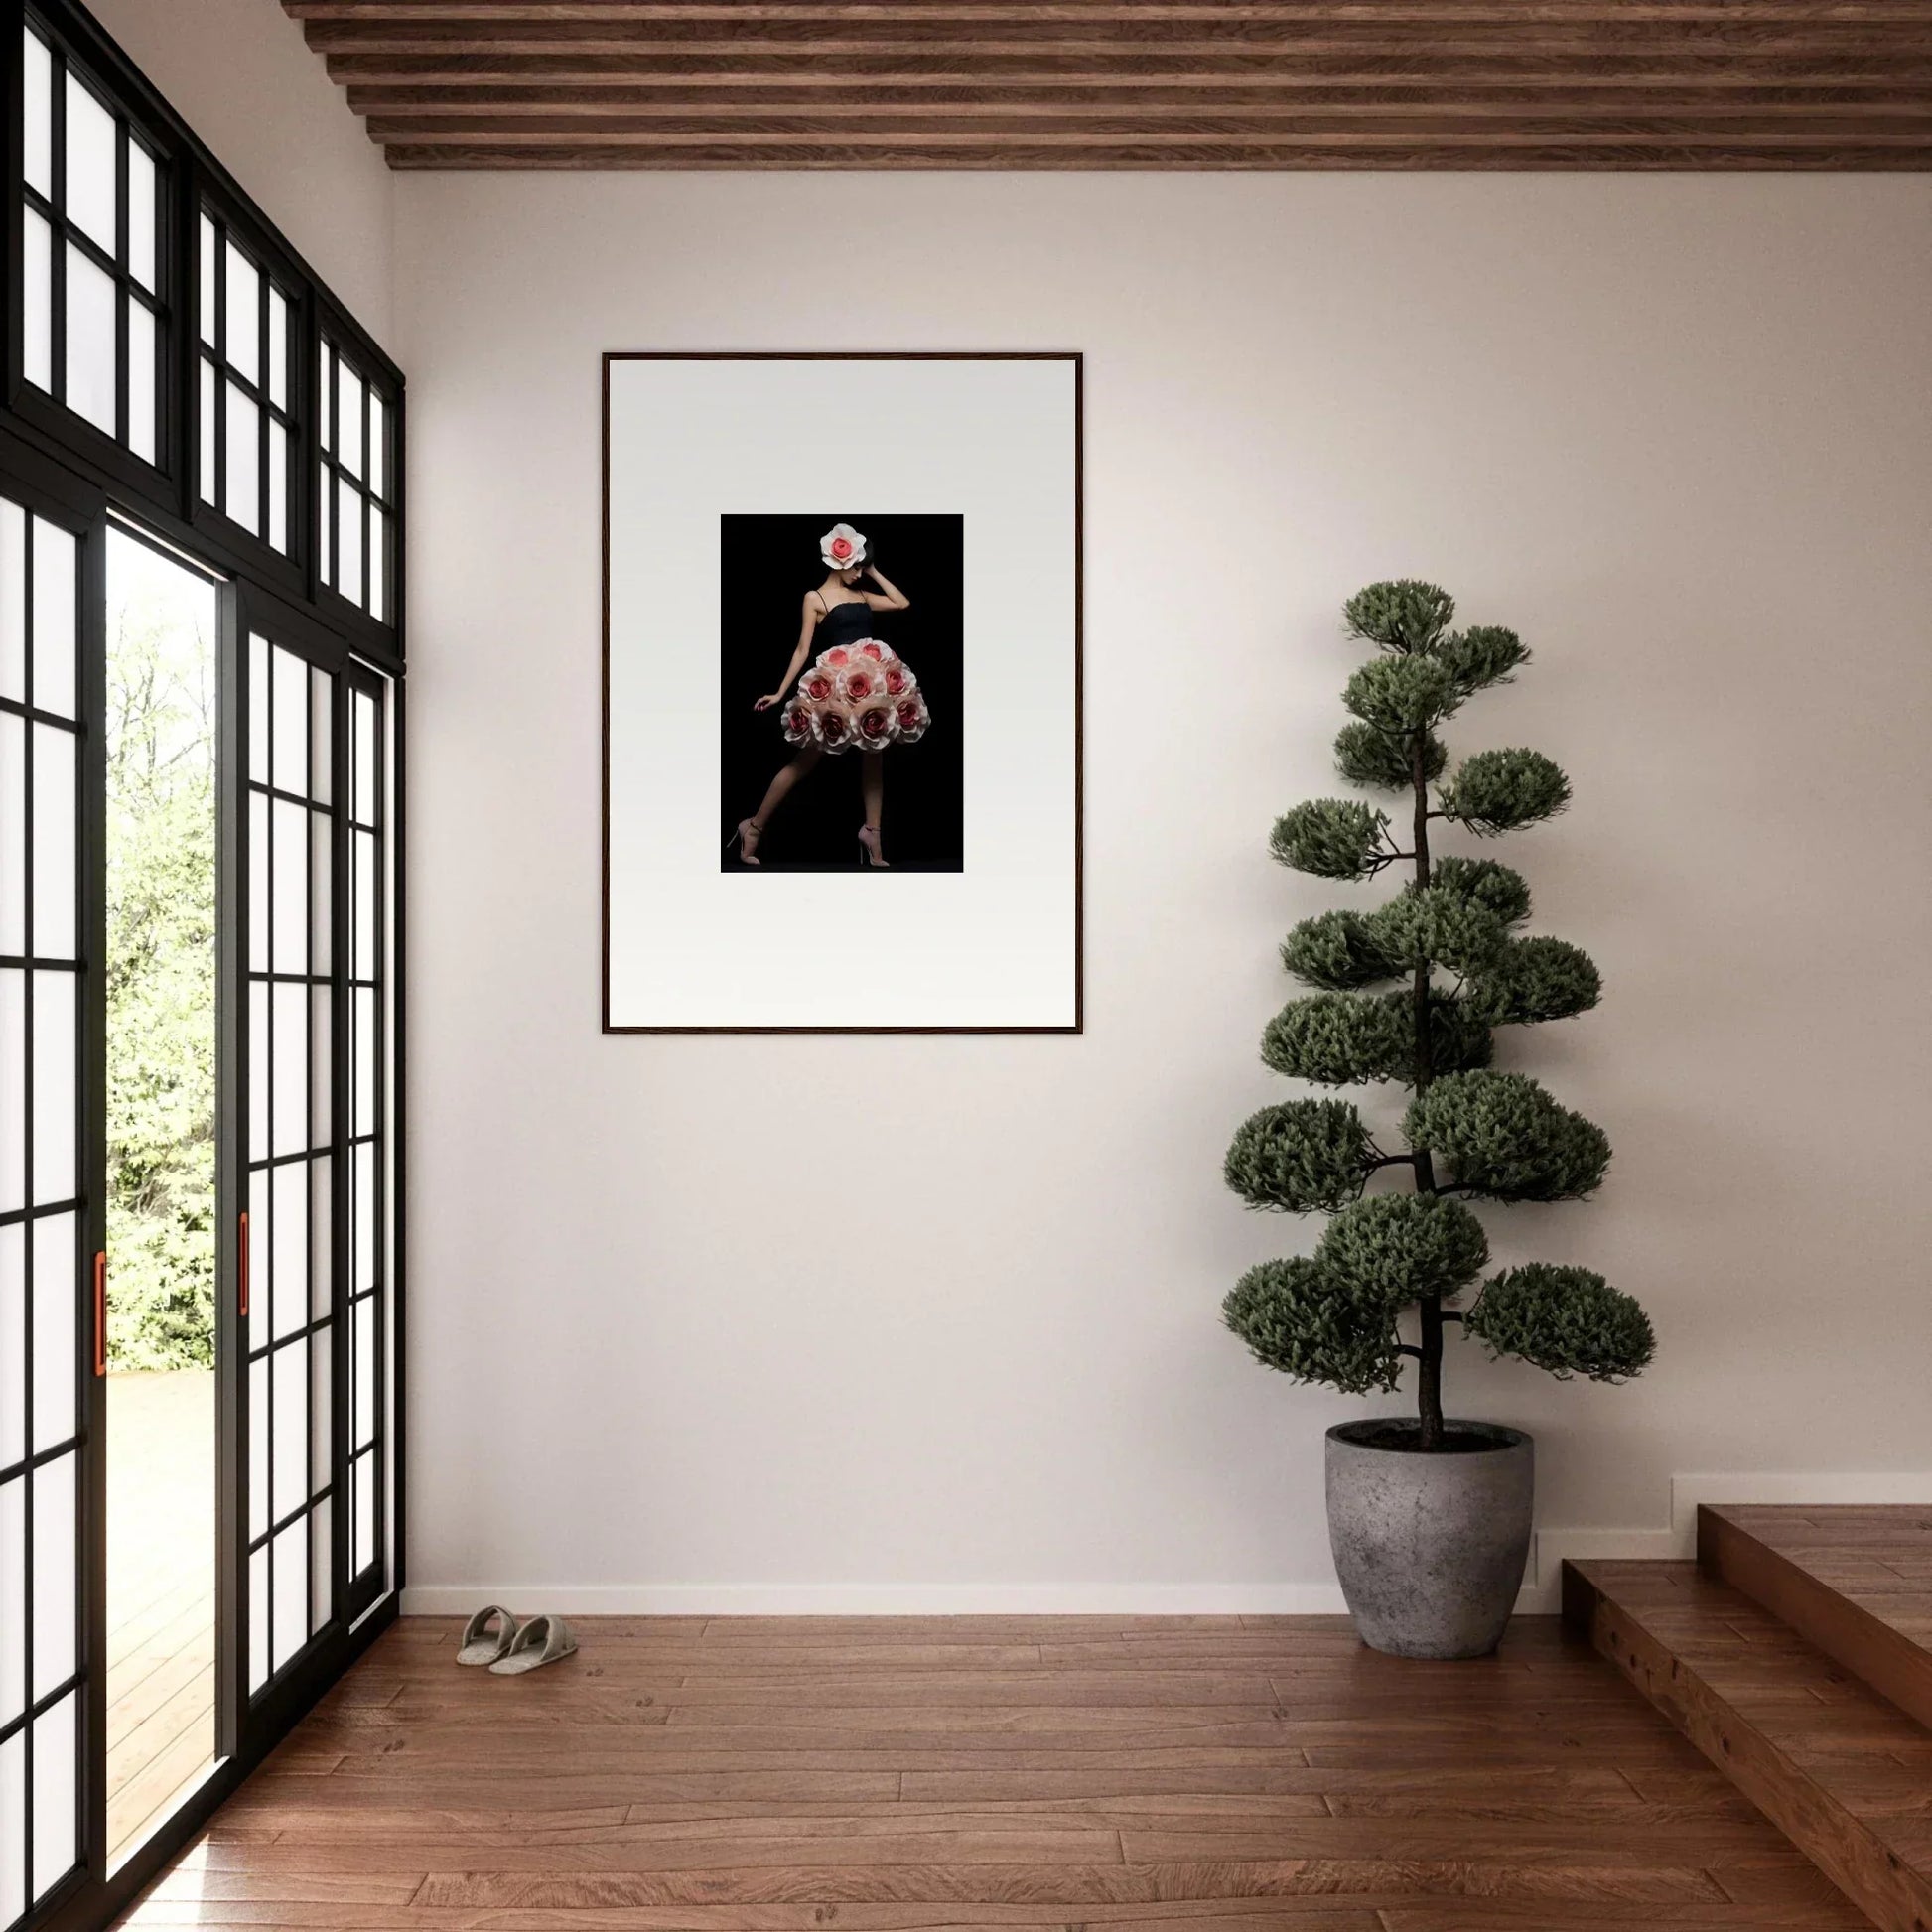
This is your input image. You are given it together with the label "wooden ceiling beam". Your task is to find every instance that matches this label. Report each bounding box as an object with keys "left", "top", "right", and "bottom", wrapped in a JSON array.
[
  {"left": 380, "top": 138, "right": 1932, "bottom": 165},
  {"left": 283, "top": 0, "right": 1932, "bottom": 168}
]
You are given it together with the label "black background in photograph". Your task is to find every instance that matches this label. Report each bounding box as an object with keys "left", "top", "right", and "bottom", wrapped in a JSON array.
[{"left": 720, "top": 514, "right": 964, "bottom": 873}]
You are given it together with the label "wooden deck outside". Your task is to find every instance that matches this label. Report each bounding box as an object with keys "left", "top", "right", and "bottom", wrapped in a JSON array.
[
  {"left": 106, "top": 1368, "right": 216, "bottom": 1866},
  {"left": 112, "top": 1609, "right": 1865, "bottom": 1930}
]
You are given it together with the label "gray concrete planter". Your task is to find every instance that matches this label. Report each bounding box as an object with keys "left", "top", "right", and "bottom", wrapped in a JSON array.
[{"left": 1325, "top": 1419, "right": 1534, "bottom": 1660}]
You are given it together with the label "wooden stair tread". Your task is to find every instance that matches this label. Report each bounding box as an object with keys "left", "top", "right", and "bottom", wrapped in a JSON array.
[
  {"left": 1567, "top": 1557, "right": 1932, "bottom": 1932},
  {"left": 1702, "top": 1504, "right": 1932, "bottom": 1735}
]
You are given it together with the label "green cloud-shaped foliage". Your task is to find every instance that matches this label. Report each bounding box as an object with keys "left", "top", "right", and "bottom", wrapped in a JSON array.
[
  {"left": 1344, "top": 656, "right": 1464, "bottom": 736},
  {"left": 1468, "top": 1265, "right": 1655, "bottom": 1382},
  {"left": 1404, "top": 1072, "right": 1610, "bottom": 1201},
  {"left": 1428, "top": 855, "right": 1532, "bottom": 929},
  {"left": 1435, "top": 625, "right": 1530, "bottom": 695},
  {"left": 1334, "top": 721, "right": 1447, "bottom": 793},
  {"left": 1224, "top": 1100, "right": 1378, "bottom": 1214},
  {"left": 1343, "top": 580, "right": 1455, "bottom": 654},
  {"left": 1280, "top": 910, "right": 1398, "bottom": 992},
  {"left": 1367, "top": 886, "right": 1508, "bottom": 977},
  {"left": 1270, "top": 799, "right": 1389, "bottom": 880},
  {"left": 1315, "top": 1193, "right": 1490, "bottom": 1311},
  {"left": 1439, "top": 748, "right": 1572, "bottom": 836},
  {"left": 1465, "top": 936, "right": 1601, "bottom": 1027},
  {"left": 1262, "top": 994, "right": 1411, "bottom": 1086},
  {"left": 1223, "top": 1258, "right": 1402, "bottom": 1394}
]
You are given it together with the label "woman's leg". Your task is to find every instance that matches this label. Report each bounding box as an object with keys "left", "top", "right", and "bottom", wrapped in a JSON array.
[
  {"left": 754, "top": 746, "right": 822, "bottom": 827},
  {"left": 858, "top": 753, "right": 888, "bottom": 866}
]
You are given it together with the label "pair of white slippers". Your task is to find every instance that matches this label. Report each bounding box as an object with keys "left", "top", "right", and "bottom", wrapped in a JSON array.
[{"left": 456, "top": 1605, "right": 578, "bottom": 1674}]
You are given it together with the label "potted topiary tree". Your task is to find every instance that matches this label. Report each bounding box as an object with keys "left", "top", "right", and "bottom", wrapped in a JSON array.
[{"left": 1223, "top": 581, "right": 1653, "bottom": 1660}]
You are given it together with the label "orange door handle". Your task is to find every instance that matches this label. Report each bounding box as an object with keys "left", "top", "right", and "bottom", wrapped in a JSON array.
[
  {"left": 238, "top": 1211, "right": 250, "bottom": 1319},
  {"left": 93, "top": 1253, "right": 106, "bottom": 1377}
]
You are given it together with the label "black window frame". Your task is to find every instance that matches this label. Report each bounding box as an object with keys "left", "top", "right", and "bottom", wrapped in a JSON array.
[{"left": 0, "top": 2, "right": 407, "bottom": 1928}]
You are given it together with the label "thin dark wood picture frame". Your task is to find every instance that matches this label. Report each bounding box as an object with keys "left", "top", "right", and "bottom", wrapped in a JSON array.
[{"left": 601, "top": 348, "right": 1083, "bottom": 1036}]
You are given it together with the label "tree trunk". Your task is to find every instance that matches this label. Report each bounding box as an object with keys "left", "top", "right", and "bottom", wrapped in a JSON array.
[{"left": 1410, "top": 732, "right": 1445, "bottom": 1451}]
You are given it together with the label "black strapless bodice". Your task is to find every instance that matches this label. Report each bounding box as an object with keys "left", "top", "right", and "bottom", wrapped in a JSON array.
[{"left": 817, "top": 600, "right": 874, "bottom": 650}]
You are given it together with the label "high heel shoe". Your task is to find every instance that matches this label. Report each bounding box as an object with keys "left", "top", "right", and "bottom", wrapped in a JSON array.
[
  {"left": 857, "top": 826, "right": 890, "bottom": 869},
  {"left": 731, "top": 818, "right": 762, "bottom": 866}
]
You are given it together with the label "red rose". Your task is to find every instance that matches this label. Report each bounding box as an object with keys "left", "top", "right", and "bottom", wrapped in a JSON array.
[
  {"left": 859, "top": 641, "right": 885, "bottom": 662},
  {"left": 803, "top": 672, "right": 833, "bottom": 703},
  {"left": 857, "top": 704, "right": 897, "bottom": 744},
  {"left": 831, "top": 536, "right": 852, "bottom": 560}
]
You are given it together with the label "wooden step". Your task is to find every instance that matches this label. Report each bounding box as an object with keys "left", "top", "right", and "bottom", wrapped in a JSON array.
[
  {"left": 1564, "top": 1557, "right": 1932, "bottom": 1932},
  {"left": 1702, "top": 1503, "right": 1932, "bottom": 1735}
]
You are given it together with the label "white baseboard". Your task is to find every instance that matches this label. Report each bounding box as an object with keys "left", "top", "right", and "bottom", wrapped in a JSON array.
[{"left": 401, "top": 1472, "right": 1932, "bottom": 1620}]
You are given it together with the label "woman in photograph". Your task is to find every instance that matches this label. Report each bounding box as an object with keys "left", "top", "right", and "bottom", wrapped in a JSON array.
[{"left": 732, "top": 522, "right": 932, "bottom": 869}]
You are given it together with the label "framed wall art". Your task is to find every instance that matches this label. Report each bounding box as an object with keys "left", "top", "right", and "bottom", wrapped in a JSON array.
[{"left": 603, "top": 352, "right": 1082, "bottom": 1033}]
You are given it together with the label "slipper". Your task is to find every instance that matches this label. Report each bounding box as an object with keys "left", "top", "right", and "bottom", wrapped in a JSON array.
[
  {"left": 488, "top": 1613, "right": 578, "bottom": 1676},
  {"left": 456, "top": 1604, "right": 520, "bottom": 1667}
]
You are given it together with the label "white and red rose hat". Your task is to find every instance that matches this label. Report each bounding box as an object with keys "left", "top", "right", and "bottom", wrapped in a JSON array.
[{"left": 820, "top": 522, "right": 867, "bottom": 570}]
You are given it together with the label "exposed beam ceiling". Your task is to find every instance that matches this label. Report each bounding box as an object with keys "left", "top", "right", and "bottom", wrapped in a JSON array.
[{"left": 281, "top": 1, "right": 1932, "bottom": 170}]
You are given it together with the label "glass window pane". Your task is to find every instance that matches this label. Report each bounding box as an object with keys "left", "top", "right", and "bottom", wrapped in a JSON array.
[
  {"left": 0, "top": 1234, "right": 20, "bottom": 1470},
  {"left": 31, "top": 1211, "right": 75, "bottom": 1453},
  {"left": 310, "top": 668, "right": 333, "bottom": 808},
  {"left": 271, "top": 1160, "right": 307, "bottom": 1341},
  {"left": 64, "top": 72, "right": 117, "bottom": 255},
  {"left": 248, "top": 632, "right": 270, "bottom": 785},
  {"left": 247, "top": 982, "right": 267, "bottom": 1164},
  {"left": 272, "top": 1518, "right": 307, "bottom": 1673},
  {"left": 30, "top": 1688, "right": 77, "bottom": 1904},
  {"left": 0, "top": 717, "right": 21, "bottom": 955},
  {"left": 0, "top": 502, "right": 24, "bottom": 705},
  {"left": 127, "top": 298, "right": 157, "bottom": 466},
  {"left": 311, "top": 815, "right": 333, "bottom": 980},
  {"left": 310, "top": 1154, "right": 333, "bottom": 1320},
  {"left": 353, "top": 834, "right": 375, "bottom": 982},
  {"left": 273, "top": 1341, "right": 307, "bottom": 1521},
  {"left": 199, "top": 213, "right": 217, "bottom": 348},
  {"left": 353, "top": 695, "right": 376, "bottom": 826},
  {"left": 31, "top": 971, "right": 75, "bottom": 1206},
  {"left": 248, "top": 1543, "right": 268, "bottom": 1692},
  {"left": 268, "top": 289, "right": 289, "bottom": 411},
  {"left": 23, "top": 31, "right": 52, "bottom": 198},
  {"left": 337, "top": 479, "right": 362, "bottom": 609},
  {"left": 0, "top": 971, "right": 21, "bottom": 1213},
  {"left": 272, "top": 979, "right": 306, "bottom": 1160},
  {"left": 31, "top": 1458, "right": 74, "bottom": 1697},
  {"left": 0, "top": 1477, "right": 21, "bottom": 1720},
  {"left": 0, "top": 1728, "right": 18, "bottom": 1929},
  {"left": 273, "top": 646, "right": 308, "bottom": 797},
  {"left": 200, "top": 361, "right": 217, "bottom": 507},
  {"left": 225, "top": 242, "right": 260, "bottom": 387},
  {"left": 352, "top": 1450, "right": 374, "bottom": 1574},
  {"left": 369, "top": 392, "right": 387, "bottom": 499},
  {"left": 128, "top": 140, "right": 157, "bottom": 291},
  {"left": 309, "top": 1494, "right": 332, "bottom": 1637},
  {"left": 339, "top": 361, "right": 364, "bottom": 480},
  {"left": 65, "top": 244, "right": 117, "bottom": 438},
  {"left": 319, "top": 344, "right": 334, "bottom": 453},
  {"left": 32, "top": 518, "right": 77, "bottom": 725},
  {"left": 353, "top": 987, "right": 375, "bottom": 1140},
  {"left": 247, "top": 1171, "right": 268, "bottom": 1359},
  {"left": 225, "top": 383, "right": 260, "bottom": 537},
  {"left": 22, "top": 214, "right": 52, "bottom": 395},
  {"left": 272, "top": 797, "right": 307, "bottom": 981},
  {"left": 370, "top": 508, "right": 388, "bottom": 624},
  {"left": 268, "top": 419, "right": 288, "bottom": 554},
  {"left": 318, "top": 462, "right": 333, "bottom": 588},
  {"left": 353, "top": 1142, "right": 374, "bottom": 1296},
  {"left": 247, "top": 793, "right": 268, "bottom": 979},
  {"left": 31, "top": 725, "right": 75, "bottom": 961}
]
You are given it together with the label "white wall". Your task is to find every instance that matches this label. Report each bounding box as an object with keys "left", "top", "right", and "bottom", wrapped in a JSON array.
[
  {"left": 82, "top": 0, "right": 394, "bottom": 348},
  {"left": 395, "top": 173, "right": 1932, "bottom": 1610}
]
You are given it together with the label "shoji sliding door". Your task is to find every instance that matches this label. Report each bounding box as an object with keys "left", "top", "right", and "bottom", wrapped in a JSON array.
[
  {"left": 224, "top": 605, "right": 394, "bottom": 1758},
  {"left": 0, "top": 483, "right": 99, "bottom": 1930},
  {"left": 4, "top": 2, "right": 406, "bottom": 1921}
]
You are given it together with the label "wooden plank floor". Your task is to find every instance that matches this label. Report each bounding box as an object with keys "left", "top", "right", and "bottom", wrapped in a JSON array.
[
  {"left": 113, "top": 1611, "right": 1870, "bottom": 1930},
  {"left": 106, "top": 1369, "right": 216, "bottom": 1864}
]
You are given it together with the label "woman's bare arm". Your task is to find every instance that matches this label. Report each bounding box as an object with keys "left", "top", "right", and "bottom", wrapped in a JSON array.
[
  {"left": 755, "top": 594, "right": 821, "bottom": 710},
  {"left": 862, "top": 563, "right": 909, "bottom": 613}
]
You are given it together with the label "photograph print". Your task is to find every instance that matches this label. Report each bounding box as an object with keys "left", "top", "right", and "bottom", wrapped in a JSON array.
[
  {"left": 722, "top": 513, "right": 963, "bottom": 874},
  {"left": 605, "top": 351, "right": 1080, "bottom": 1033}
]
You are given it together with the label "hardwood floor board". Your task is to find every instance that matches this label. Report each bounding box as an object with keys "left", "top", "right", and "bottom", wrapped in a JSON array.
[{"left": 117, "top": 1614, "right": 1852, "bottom": 1932}]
